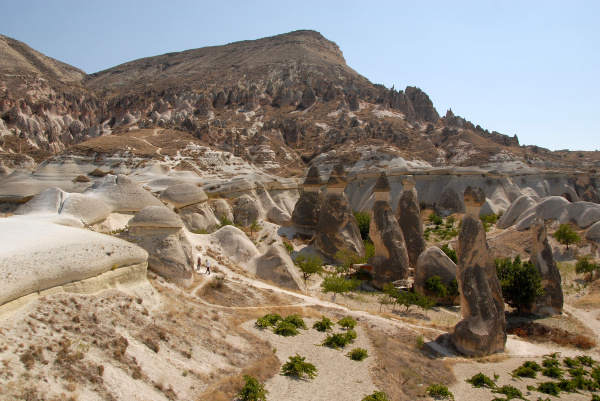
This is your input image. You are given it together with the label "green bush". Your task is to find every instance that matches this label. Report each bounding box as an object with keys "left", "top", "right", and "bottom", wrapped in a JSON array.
[
  {"left": 321, "top": 330, "right": 357, "bottom": 350},
  {"left": 542, "top": 357, "right": 560, "bottom": 368},
  {"left": 495, "top": 255, "right": 544, "bottom": 315},
  {"left": 465, "top": 372, "right": 496, "bottom": 388},
  {"left": 283, "top": 241, "right": 294, "bottom": 254},
  {"left": 480, "top": 213, "right": 499, "bottom": 231},
  {"left": 575, "top": 255, "right": 600, "bottom": 276},
  {"left": 440, "top": 244, "right": 457, "bottom": 263},
  {"left": 312, "top": 316, "right": 334, "bottom": 332},
  {"left": 273, "top": 321, "right": 299, "bottom": 337},
  {"left": 491, "top": 384, "right": 524, "bottom": 400},
  {"left": 511, "top": 365, "right": 538, "bottom": 379},
  {"left": 426, "top": 383, "right": 454, "bottom": 400},
  {"left": 346, "top": 348, "right": 368, "bottom": 361},
  {"left": 282, "top": 314, "right": 307, "bottom": 329},
  {"left": 353, "top": 211, "right": 371, "bottom": 240},
  {"left": 280, "top": 354, "right": 317, "bottom": 379},
  {"left": 564, "top": 357, "right": 581, "bottom": 368},
  {"left": 362, "top": 391, "right": 390, "bottom": 401},
  {"left": 429, "top": 213, "right": 444, "bottom": 227},
  {"left": 425, "top": 275, "right": 448, "bottom": 298},
  {"left": 238, "top": 375, "right": 268, "bottom": 401},
  {"left": 256, "top": 313, "right": 283, "bottom": 328},
  {"left": 338, "top": 316, "right": 357, "bottom": 330},
  {"left": 577, "top": 355, "right": 595, "bottom": 366},
  {"left": 395, "top": 290, "right": 435, "bottom": 313},
  {"left": 536, "top": 381, "right": 560, "bottom": 396},
  {"left": 294, "top": 254, "right": 324, "bottom": 286},
  {"left": 321, "top": 275, "right": 360, "bottom": 296},
  {"left": 542, "top": 366, "right": 564, "bottom": 379}
]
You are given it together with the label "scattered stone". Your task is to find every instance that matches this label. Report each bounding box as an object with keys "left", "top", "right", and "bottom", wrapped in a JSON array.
[
  {"left": 396, "top": 175, "right": 426, "bottom": 268},
  {"left": 315, "top": 164, "right": 365, "bottom": 261},
  {"left": 369, "top": 172, "right": 410, "bottom": 287},
  {"left": 291, "top": 166, "right": 324, "bottom": 237},
  {"left": 128, "top": 206, "right": 194, "bottom": 287},
  {"left": 452, "top": 186, "right": 506, "bottom": 356},
  {"left": 524, "top": 215, "right": 563, "bottom": 315}
]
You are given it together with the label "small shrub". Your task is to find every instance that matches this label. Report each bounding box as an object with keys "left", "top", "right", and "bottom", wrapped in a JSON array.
[
  {"left": 592, "top": 394, "right": 600, "bottom": 401},
  {"left": 491, "top": 384, "right": 524, "bottom": 400},
  {"left": 415, "top": 335, "right": 425, "bottom": 349},
  {"left": 238, "top": 375, "right": 268, "bottom": 401},
  {"left": 256, "top": 314, "right": 283, "bottom": 328},
  {"left": 280, "top": 354, "right": 317, "bottom": 379},
  {"left": 282, "top": 314, "right": 307, "bottom": 329},
  {"left": 536, "top": 382, "right": 560, "bottom": 396},
  {"left": 312, "top": 316, "right": 334, "bottom": 332},
  {"left": 542, "top": 366, "right": 564, "bottom": 379},
  {"left": 273, "top": 322, "right": 299, "bottom": 337},
  {"left": 283, "top": 241, "right": 294, "bottom": 254},
  {"left": 466, "top": 372, "right": 497, "bottom": 389},
  {"left": 577, "top": 355, "right": 595, "bottom": 366},
  {"left": 209, "top": 274, "right": 225, "bottom": 289},
  {"left": 440, "top": 244, "right": 457, "bottom": 263},
  {"left": 429, "top": 213, "right": 443, "bottom": 227},
  {"left": 564, "top": 357, "right": 581, "bottom": 368},
  {"left": 362, "top": 391, "right": 390, "bottom": 401},
  {"left": 426, "top": 383, "right": 454, "bottom": 400},
  {"left": 346, "top": 348, "right": 368, "bottom": 361},
  {"left": 542, "top": 357, "right": 560, "bottom": 368},
  {"left": 322, "top": 330, "right": 357, "bottom": 350},
  {"left": 338, "top": 316, "right": 357, "bottom": 330},
  {"left": 424, "top": 275, "right": 448, "bottom": 298},
  {"left": 511, "top": 365, "right": 538, "bottom": 379}
]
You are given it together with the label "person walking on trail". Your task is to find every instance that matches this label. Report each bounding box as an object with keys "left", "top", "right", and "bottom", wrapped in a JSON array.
[
  {"left": 205, "top": 259, "right": 211, "bottom": 275},
  {"left": 196, "top": 255, "right": 202, "bottom": 272}
]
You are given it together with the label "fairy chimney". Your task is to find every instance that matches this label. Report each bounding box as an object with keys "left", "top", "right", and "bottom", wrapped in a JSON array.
[
  {"left": 397, "top": 175, "right": 426, "bottom": 268},
  {"left": 291, "top": 166, "right": 324, "bottom": 237}
]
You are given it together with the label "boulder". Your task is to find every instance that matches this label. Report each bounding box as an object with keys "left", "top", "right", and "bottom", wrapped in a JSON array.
[
  {"left": 369, "top": 173, "right": 410, "bottom": 287},
  {"left": 212, "top": 198, "right": 233, "bottom": 222},
  {"left": 413, "top": 246, "right": 457, "bottom": 304},
  {"left": 585, "top": 221, "right": 600, "bottom": 241},
  {"left": 128, "top": 206, "right": 194, "bottom": 287},
  {"left": 210, "top": 225, "right": 258, "bottom": 264},
  {"left": 452, "top": 186, "right": 506, "bottom": 356},
  {"left": 233, "top": 194, "right": 261, "bottom": 227},
  {"left": 158, "top": 184, "right": 208, "bottom": 208},
  {"left": 525, "top": 215, "right": 563, "bottom": 315},
  {"left": 14, "top": 187, "right": 65, "bottom": 216},
  {"left": 315, "top": 164, "right": 365, "bottom": 261},
  {"left": 85, "top": 174, "right": 163, "bottom": 212},
  {"left": 291, "top": 166, "right": 323, "bottom": 237},
  {"left": 0, "top": 218, "right": 148, "bottom": 306},
  {"left": 179, "top": 203, "right": 219, "bottom": 232},
  {"left": 396, "top": 176, "right": 426, "bottom": 268},
  {"left": 496, "top": 195, "right": 537, "bottom": 229},
  {"left": 436, "top": 186, "right": 465, "bottom": 216},
  {"left": 250, "top": 244, "right": 304, "bottom": 291},
  {"left": 256, "top": 185, "right": 291, "bottom": 226}
]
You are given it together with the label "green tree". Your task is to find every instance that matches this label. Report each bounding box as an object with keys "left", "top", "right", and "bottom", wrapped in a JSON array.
[
  {"left": 353, "top": 211, "right": 371, "bottom": 240},
  {"left": 238, "top": 375, "right": 268, "bottom": 401},
  {"left": 575, "top": 255, "right": 600, "bottom": 278},
  {"left": 321, "top": 275, "right": 360, "bottom": 303},
  {"left": 429, "top": 213, "right": 443, "bottom": 227},
  {"left": 424, "top": 275, "right": 448, "bottom": 298},
  {"left": 249, "top": 219, "right": 262, "bottom": 235},
  {"left": 294, "top": 254, "right": 324, "bottom": 287},
  {"left": 396, "top": 290, "right": 435, "bottom": 313},
  {"left": 334, "top": 249, "right": 362, "bottom": 273},
  {"left": 447, "top": 279, "right": 460, "bottom": 304},
  {"left": 280, "top": 354, "right": 317, "bottom": 379},
  {"left": 552, "top": 224, "right": 581, "bottom": 250},
  {"left": 495, "top": 255, "right": 545, "bottom": 315}
]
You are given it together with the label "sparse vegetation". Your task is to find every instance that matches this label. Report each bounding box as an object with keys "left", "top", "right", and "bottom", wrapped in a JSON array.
[
  {"left": 426, "top": 383, "right": 454, "bottom": 400},
  {"left": 362, "top": 390, "right": 390, "bottom": 401},
  {"left": 466, "top": 372, "right": 497, "bottom": 388},
  {"left": 353, "top": 211, "right": 371, "bottom": 240},
  {"left": 238, "top": 375, "right": 268, "bottom": 401},
  {"left": 440, "top": 243, "right": 457, "bottom": 263},
  {"left": 480, "top": 213, "right": 499, "bottom": 231},
  {"left": 346, "top": 347, "right": 368, "bottom": 361},
  {"left": 491, "top": 384, "right": 524, "bottom": 400},
  {"left": 338, "top": 316, "right": 357, "bottom": 330},
  {"left": 495, "top": 255, "right": 544, "bottom": 315},
  {"left": 256, "top": 313, "right": 283, "bottom": 328},
  {"left": 312, "top": 316, "right": 334, "bottom": 332},
  {"left": 294, "top": 253, "right": 324, "bottom": 287},
  {"left": 553, "top": 223, "right": 581, "bottom": 250},
  {"left": 321, "top": 330, "right": 357, "bottom": 350}
]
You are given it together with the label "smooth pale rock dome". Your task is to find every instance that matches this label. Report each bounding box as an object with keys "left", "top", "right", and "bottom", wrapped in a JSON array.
[
  {"left": 129, "top": 206, "right": 184, "bottom": 228},
  {"left": 14, "top": 187, "right": 65, "bottom": 216},
  {"left": 497, "top": 195, "right": 538, "bottom": 229},
  {"left": 0, "top": 218, "right": 148, "bottom": 306},
  {"left": 159, "top": 184, "right": 208, "bottom": 209},
  {"left": 85, "top": 174, "right": 163, "bottom": 212},
  {"left": 210, "top": 225, "right": 259, "bottom": 264}
]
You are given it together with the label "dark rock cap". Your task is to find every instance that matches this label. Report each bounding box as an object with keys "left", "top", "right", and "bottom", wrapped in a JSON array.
[
  {"left": 464, "top": 186, "right": 486, "bottom": 207},
  {"left": 373, "top": 172, "right": 391, "bottom": 192},
  {"left": 327, "top": 163, "right": 347, "bottom": 188},
  {"left": 303, "top": 166, "right": 322, "bottom": 187}
]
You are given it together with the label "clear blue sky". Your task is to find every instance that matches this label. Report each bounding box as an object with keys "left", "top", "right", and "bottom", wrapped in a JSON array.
[{"left": 1, "top": 0, "right": 598, "bottom": 151}]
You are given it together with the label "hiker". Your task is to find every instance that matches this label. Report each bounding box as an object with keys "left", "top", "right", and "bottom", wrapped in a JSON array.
[
  {"left": 205, "top": 259, "right": 211, "bottom": 275},
  {"left": 196, "top": 255, "right": 202, "bottom": 272}
]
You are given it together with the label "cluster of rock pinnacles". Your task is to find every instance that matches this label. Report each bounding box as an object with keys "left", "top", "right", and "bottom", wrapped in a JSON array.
[{"left": 293, "top": 167, "right": 564, "bottom": 356}]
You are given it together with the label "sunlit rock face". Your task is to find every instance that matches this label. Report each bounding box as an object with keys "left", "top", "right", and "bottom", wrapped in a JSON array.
[
  {"left": 291, "top": 166, "right": 323, "bottom": 237},
  {"left": 396, "top": 175, "right": 425, "bottom": 268},
  {"left": 452, "top": 186, "right": 506, "bottom": 356},
  {"left": 369, "top": 172, "right": 409, "bottom": 288},
  {"left": 315, "top": 164, "right": 364, "bottom": 261}
]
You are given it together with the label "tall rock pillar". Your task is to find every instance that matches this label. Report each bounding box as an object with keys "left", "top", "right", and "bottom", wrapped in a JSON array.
[
  {"left": 315, "top": 164, "right": 365, "bottom": 261},
  {"left": 526, "top": 215, "right": 564, "bottom": 315},
  {"left": 397, "top": 175, "right": 426, "bottom": 268},
  {"left": 369, "top": 172, "right": 410, "bottom": 288},
  {"left": 291, "top": 166, "right": 324, "bottom": 238},
  {"left": 452, "top": 186, "right": 506, "bottom": 356}
]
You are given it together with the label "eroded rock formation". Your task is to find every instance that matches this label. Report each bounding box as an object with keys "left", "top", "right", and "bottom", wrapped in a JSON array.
[
  {"left": 368, "top": 172, "right": 410, "bottom": 287},
  {"left": 525, "top": 215, "right": 563, "bottom": 315},
  {"left": 396, "top": 175, "right": 426, "bottom": 268},
  {"left": 159, "top": 183, "right": 219, "bottom": 231},
  {"left": 452, "top": 186, "right": 506, "bottom": 356},
  {"left": 413, "top": 246, "right": 457, "bottom": 304},
  {"left": 128, "top": 206, "right": 194, "bottom": 287},
  {"left": 315, "top": 164, "right": 364, "bottom": 261},
  {"left": 291, "top": 166, "right": 323, "bottom": 237}
]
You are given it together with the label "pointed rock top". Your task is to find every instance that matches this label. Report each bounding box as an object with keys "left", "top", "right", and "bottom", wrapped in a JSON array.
[
  {"left": 327, "top": 164, "right": 347, "bottom": 188},
  {"left": 402, "top": 175, "right": 416, "bottom": 190},
  {"left": 303, "top": 166, "right": 322, "bottom": 187},
  {"left": 373, "top": 172, "right": 391, "bottom": 192}
]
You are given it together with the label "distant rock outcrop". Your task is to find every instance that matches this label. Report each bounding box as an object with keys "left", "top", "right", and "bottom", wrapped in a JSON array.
[
  {"left": 582, "top": 187, "right": 600, "bottom": 204},
  {"left": 496, "top": 195, "right": 538, "bottom": 229},
  {"left": 212, "top": 199, "right": 233, "bottom": 222},
  {"left": 85, "top": 175, "right": 163, "bottom": 212},
  {"left": 233, "top": 194, "right": 261, "bottom": 227},
  {"left": 368, "top": 172, "right": 410, "bottom": 287},
  {"left": 129, "top": 206, "right": 194, "bottom": 287},
  {"left": 159, "top": 183, "right": 218, "bottom": 232},
  {"left": 396, "top": 175, "right": 426, "bottom": 268},
  {"left": 291, "top": 166, "right": 323, "bottom": 237},
  {"left": 452, "top": 186, "right": 506, "bottom": 356},
  {"left": 525, "top": 215, "right": 563, "bottom": 315},
  {"left": 413, "top": 246, "right": 457, "bottom": 304},
  {"left": 315, "top": 164, "right": 365, "bottom": 261}
]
